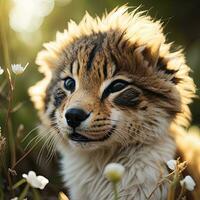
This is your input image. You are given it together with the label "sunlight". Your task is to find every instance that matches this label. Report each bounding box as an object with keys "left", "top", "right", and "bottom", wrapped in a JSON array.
[{"left": 9, "top": 0, "right": 54, "bottom": 33}]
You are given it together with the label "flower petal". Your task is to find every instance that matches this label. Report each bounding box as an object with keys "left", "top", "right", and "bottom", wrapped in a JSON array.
[
  {"left": 22, "top": 170, "right": 49, "bottom": 189},
  {"left": 22, "top": 174, "right": 27, "bottom": 179},
  {"left": 0, "top": 67, "right": 4, "bottom": 75},
  {"left": 37, "top": 175, "right": 49, "bottom": 189},
  {"left": 166, "top": 160, "right": 177, "bottom": 170},
  {"left": 11, "top": 63, "right": 28, "bottom": 75}
]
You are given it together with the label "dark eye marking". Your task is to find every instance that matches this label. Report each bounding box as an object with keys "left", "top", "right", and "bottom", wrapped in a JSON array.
[
  {"left": 54, "top": 88, "right": 66, "bottom": 107},
  {"left": 63, "top": 77, "right": 76, "bottom": 92},
  {"left": 113, "top": 88, "right": 142, "bottom": 107},
  {"left": 101, "top": 79, "right": 130, "bottom": 100}
]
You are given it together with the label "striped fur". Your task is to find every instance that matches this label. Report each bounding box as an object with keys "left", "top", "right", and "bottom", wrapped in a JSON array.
[{"left": 29, "top": 6, "right": 199, "bottom": 200}]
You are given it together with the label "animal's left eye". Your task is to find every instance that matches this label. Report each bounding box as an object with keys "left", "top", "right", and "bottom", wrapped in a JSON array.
[
  {"left": 101, "top": 79, "right": 129, "bottom": 100},
  {"left": 63, "top": 77, "right": 76, "bottom": 92}
]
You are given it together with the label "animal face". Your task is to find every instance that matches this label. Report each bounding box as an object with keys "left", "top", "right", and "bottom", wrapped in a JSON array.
[{"left": 29, "top": 7, "right": 195, "bottom": 150}]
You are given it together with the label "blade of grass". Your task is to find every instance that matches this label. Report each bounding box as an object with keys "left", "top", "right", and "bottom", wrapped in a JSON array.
[{"left": 0, "top": 0, "right": 16, "bottom": 193}]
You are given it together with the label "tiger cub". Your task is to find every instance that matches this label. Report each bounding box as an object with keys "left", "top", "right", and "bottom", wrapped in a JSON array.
[{"left": 29, "top": 6, "right": 199, "bottom": 200}]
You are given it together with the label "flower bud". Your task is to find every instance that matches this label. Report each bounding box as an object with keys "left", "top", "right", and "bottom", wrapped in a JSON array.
[
  {"left": 104, "top": 163, "right": 125, "bottom": 183},
  {"left": 0, "top": 66, "right": 4, "bottom": 75},
  {"left": 166, "top": 160, "right": 177, "bottom": 170},
  {"left": 180, "top": 175, "right": 196, "bottom": 191}
]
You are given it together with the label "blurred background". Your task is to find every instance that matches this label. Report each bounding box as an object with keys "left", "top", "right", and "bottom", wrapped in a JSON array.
[{"left": 0, "top": 0, "right": 200, "bottom": 199}]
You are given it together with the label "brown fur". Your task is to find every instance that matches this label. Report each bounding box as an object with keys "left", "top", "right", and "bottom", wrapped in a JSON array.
[{"left": 29, "top": 6, "right": 199, "bottom": 199}]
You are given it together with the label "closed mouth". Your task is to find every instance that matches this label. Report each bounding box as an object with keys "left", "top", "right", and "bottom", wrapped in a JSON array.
[{"left": 68, "top": 127, "right": 115, "bottom": 143}]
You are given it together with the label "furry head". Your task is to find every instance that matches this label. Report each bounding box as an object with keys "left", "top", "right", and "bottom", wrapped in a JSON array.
[{"left": 29, "top": 6, "right": 195, "bottom": 150}]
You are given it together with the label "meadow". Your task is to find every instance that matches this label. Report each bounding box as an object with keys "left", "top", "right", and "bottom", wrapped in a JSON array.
[{"left": 0, "top": 0, "right": 200, "bottom": 199}]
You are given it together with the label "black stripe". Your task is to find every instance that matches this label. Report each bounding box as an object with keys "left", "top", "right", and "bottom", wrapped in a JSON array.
[
  {"left": 86, "top": 33, "right": 106, "bottom": 71},
  {"left": 70, "top": 62, "right": 73, "bottom": 74},
  {"left": 171, "top": 77, "right": 181, "bottom": 84},
  {"left": 54, "top": 88, "right": 66, "bottom": 107},
  {"left": 110, "top": 52, "right": 119, "bottom": 76},
  {"left": 132, "top": 81, "right": 169, "bottom": 100},
  {"left": 86, "top": 44, "right": 98, "bottom": 70},
  {"left": 157, "top": 57, "right": 178, "bottom": 75},
  {"left": 98, "top": 68, "right": 101, "bottom": 79},
  {"left": 121, "top": 38, "right": 129, "bottom": 50},
  {"left": 44, "top": 95, "right": 51, "bottom": 111},
  {"left": 103, "top": 59, "right": 107, "bottom": 79},
  {"left": 44, "top": 80, "right": 57, "bottom": 111},
  {"left": 164, "top": 69, "right": 178, "bottom": 75},
  {"left": 143, "top": 88, "right": 168, "bottom": 100},
  {"left": 116, "top": 30, "right": 126, "bottom": 46},
  {"left": 49, "top": 109, "right": 56, "bottom": 120}
]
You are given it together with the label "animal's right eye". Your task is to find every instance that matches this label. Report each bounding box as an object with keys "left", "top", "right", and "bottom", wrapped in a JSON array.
[
  {"left": 108, "top": 80, "right": 129, "bottom": 93},
  {"left": 63, "top": 77, "right": 76, "bottom": 93}
]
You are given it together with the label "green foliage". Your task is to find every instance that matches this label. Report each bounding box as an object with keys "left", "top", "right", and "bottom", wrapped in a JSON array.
[{"left": 0, "top": 0, "right": 199, "bottom": 198}]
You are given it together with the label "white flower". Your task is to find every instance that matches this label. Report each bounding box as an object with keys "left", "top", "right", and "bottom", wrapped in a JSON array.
[
  {"left": 22, "top": 171, "right": 49, "bottom": 190},
  {"left": 180, "top": 175, "right": 196, "bottom": 191},
  {"left": 0, "top": 66, "right": 4, "bottom": 75},
  {"left": 104, "top": 163, "right": 125, "bottom": 183},
  {"left": 10, "top": 198, "right": 18, "bottom": 200},
  {"left": 166, "top": 160, "right": 177, "bottom": 170},
  {"left": 11, "top": 63, "right": 29, "bottom": 75}
]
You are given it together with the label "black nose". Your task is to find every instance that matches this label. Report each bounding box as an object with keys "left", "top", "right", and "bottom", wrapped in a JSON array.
[{"left": 65, "top": 108, "right": 89, "bottom": 128}]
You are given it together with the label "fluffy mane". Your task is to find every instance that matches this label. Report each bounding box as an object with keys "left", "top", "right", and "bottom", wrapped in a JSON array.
[{"left": 29, "top": 6, "right": 195, "bottom": 129}]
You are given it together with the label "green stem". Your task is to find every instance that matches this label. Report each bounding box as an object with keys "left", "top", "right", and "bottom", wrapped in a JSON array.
[
  {"left": 32, "top": 188, "right": 41, "bottom": 200},
  {"left": 0, "top": 186, "right": 4, "bottom": 200},
  {"left": 167, "top": 172, "right": 179, "bottom": 200},
  {"left": 11, "top": 141, "right": 37, "bottom": 170},
  {"left": 12, "top": 179, "right": 26, "bottom": 190},
  {"left": 177, "top": 185, "right": 185, "bottom": 200},
  {"left": 0, "top": 0, "right": 16, "bottom": 194},
  {"left": 167, "top": 183, "right": 175, "bottom": 200},
  {"left": 112, "top": 182, "right": 119, "bottom": 200},
  {"left": 18, "top": 184, "right": 29, "bottom": 200},
  {"left": 0, "top": 0, "right": 10, "bottom": 68}
]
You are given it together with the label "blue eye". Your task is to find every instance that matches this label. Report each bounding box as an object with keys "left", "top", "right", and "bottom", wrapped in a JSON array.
[{"left": 64, "top": 77, "right": 76, "bottom": 92}]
